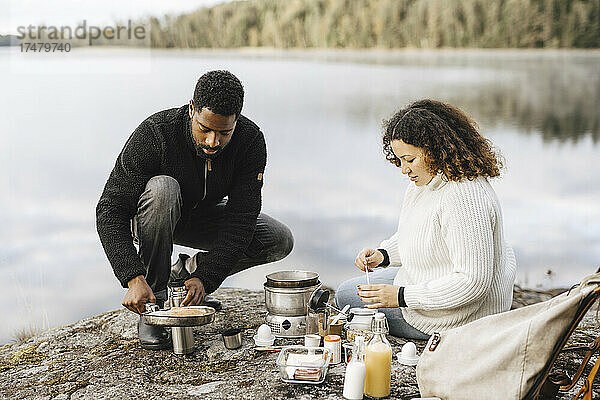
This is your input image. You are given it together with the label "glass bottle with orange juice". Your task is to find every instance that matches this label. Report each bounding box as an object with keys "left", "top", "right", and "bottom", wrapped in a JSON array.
[{"left": 364, "top": 312, "right": 392, "bottom": 398}]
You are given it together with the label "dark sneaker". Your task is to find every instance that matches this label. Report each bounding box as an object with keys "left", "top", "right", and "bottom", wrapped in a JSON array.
[
  {"left": 138, "top": 299, "right": 171, "bottom": 350},
  {"left": 170, "top": 253, "right": 222, "bottom": 311},
  {"left": 169, "top": 253, "right": 191, "bottom": 283},
  {"left": 138, "top": 316, "right": 172, "bottom": 350}
]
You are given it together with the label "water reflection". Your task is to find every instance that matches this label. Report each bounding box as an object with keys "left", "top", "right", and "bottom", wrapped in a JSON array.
[
  {"left": 0, "top": 48, "right": 598, "bottom": 344},
  {"left": 314, "top": 50, "right": 600, "bottom": 144},
  {"left": 460, "top": 65, "right": 600, "bottom": 144}
]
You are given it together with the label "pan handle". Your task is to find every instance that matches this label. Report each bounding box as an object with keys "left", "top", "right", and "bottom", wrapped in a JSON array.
[{"left": 144, "top": 303, "right": 160, "bottom": 313}]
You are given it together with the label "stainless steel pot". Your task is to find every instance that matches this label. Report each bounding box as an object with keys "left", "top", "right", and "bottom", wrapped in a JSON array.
[
  {"left": 265, "top": 270, "right": 319, "bottom": 288},
  {"left": 264, "top": 283, "right": 321, "bottom": 316},
  {"left": 264, "top": 270, "right": 321, "bottom": 316}
]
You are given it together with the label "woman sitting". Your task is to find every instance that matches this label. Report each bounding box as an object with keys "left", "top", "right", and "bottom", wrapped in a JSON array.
[{"left": 335, "top": 99, "right": 516, "bottom": 340}]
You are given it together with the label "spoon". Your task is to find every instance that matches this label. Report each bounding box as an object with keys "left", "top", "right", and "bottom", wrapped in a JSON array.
[{"left": 331, "top": 304, "right": 350, "bottom": 326}]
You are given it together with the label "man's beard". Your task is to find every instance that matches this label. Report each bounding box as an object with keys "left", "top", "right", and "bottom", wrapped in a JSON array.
[
  {"left": 198, "top": 143, "right": 222, "bottom": 154},
  {"left": 189, "top": 121, "right": 222, "bottom": 158}
]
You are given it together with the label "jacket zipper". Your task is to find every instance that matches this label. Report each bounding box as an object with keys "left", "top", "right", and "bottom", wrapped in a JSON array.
[{"left": 201, "top": 159, "right": 212, "bottom": 201}]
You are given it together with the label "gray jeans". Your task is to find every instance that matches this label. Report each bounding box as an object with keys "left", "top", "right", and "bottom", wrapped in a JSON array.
[
  {"left": 334, "top": 267, "right": 430, "bottom": 340},
  {"left": 132, "top": 175, "right": 294, "bottom": 296}
]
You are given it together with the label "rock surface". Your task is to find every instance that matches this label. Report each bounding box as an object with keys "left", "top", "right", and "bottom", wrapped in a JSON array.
[{"left": 1, "top": 286, "right": 599, "bottom": 400}]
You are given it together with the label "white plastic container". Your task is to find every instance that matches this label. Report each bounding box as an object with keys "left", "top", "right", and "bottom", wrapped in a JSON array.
[
  {"left": 304, "top": 334, "right": 321, "bottom": 348},
  {"left": 324, "top": 334, "right": 342, "bottom": 364}
]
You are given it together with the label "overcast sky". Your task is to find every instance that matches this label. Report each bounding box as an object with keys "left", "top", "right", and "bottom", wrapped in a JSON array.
[{"left": 1, "top": 0, "right": 230, "bottom": 34}]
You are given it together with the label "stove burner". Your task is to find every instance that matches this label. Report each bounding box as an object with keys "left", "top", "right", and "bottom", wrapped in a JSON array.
[{"left": 265, "top": 313, "right": 307, "bottom": 338}]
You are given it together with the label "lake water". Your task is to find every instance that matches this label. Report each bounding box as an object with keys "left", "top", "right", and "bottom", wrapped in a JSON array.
[{"left": 1, "top": 48, "right": 598, "bottom": 344}]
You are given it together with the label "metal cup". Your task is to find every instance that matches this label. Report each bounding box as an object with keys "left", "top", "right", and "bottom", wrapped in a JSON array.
[
  {"left": 222, "top": 328, "right": 243, "bottom": 349},
  {"left": 304, "top": 334, "right": 321, "bottom": 347},
  {"left": 169, "top": 284, "right": 195, "bottom": 355}
]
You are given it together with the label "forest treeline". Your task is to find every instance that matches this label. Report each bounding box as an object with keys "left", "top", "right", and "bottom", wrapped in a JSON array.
[{"left": 148, "top": 0, "right": 600, "bottom": 49}]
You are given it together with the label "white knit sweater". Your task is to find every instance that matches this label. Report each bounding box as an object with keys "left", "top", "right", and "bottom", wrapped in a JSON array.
[{"left": 379, "top": 174, "right": 516, "bottom": 334}]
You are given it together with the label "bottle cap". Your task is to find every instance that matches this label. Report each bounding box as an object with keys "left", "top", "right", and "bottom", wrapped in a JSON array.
[
  {"left": 375, "top": 312, "right": 386, "bottom": 320},
  {"left": 324, "top": 334, "right": 341, "bottom": 342}
]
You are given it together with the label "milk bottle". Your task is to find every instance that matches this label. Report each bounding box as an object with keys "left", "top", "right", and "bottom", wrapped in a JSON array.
[{"left": 343, "top": 336, "right": 366, "bottom": 399}]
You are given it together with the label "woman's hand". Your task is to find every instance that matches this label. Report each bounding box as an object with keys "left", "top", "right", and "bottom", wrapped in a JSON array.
[
  {"left": 357, "top": 284, "right": 400, "bottom": 309},
  {"left": 355, "top": 248, "right": 384, "bottom": 271}
]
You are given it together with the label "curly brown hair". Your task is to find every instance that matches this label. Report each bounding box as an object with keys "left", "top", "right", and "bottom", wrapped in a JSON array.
[{"left": 383, "top": 99, "right": 502, "bottom": 181}]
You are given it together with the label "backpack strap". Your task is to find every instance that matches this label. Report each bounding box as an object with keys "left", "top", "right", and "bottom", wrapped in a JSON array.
[
  {"left": 540, "top": 373, "right": 571, "bottom": 399},
  {"left": 528, "top": 284, "right": 600, "bottom": 399},
  {"left": 559, "top": 337, "right": 600, "bottom": 391},
  {"left": 572, "top": 354, "right": 600, "bottom": 400}
]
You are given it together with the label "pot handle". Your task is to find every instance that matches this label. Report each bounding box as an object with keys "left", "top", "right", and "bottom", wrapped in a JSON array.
[{"left": 309, "top": 288, "right": 330, "bottom": 310}]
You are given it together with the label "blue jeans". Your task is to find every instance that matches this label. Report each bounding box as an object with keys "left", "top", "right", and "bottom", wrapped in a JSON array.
[
  {"left": 335, "top": 267, "right": 430, "bottom": 340},
  {"left": 132, "top": 175, "right": 294, "bottom": 297}
]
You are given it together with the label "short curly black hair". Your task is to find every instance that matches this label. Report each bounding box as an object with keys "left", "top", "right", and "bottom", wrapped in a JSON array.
[
  {"left": 193, "top": 70, "right": 244, "bottom": 118},
  {"left": 383, "top": 99, "right": 502, "bottom": 181}
]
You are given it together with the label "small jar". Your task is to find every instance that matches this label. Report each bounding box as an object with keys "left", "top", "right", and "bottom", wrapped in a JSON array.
[
  {"left": 324, "top": 334, "right": 341, "bottom": 364},
  {"left": 328, "top": 314, "right": 347, "bottom": 338},
  {"left": 345, "top": 324, "right": 373, "bottom": 343},
  {"left": 348, "top": 307, "right": 376, "bottom": 331}
]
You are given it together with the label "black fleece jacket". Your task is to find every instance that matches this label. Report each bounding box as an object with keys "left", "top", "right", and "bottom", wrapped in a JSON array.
[{"left": 96, "top": 105, "right": 266, "bottom": 294}]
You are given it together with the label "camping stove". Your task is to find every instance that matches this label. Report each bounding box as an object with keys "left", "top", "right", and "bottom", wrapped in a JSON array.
[
  {"left": 263, "top": 270, "right": 320, "bottom": 338},
  {"left": 264, "top": 313, "right": 307, "bottom": 337}
]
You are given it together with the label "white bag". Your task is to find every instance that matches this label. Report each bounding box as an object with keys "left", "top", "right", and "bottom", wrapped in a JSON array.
[{"left": 416, "top": 271, "right": 600, "bottom": 400}]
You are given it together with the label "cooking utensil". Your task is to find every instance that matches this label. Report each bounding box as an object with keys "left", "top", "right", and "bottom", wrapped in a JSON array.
[
  {"left": 331, "top": 304, "right": 350, "bottom": 326},
  {"left": 265, "top": 283, "right": 321, "bottom": 317},
  {"left": 254, "top": 346, "right": 285, "bottom": 352},
  {"left": 222, "top": 328, "right": 243, "bottom": 350},
  {"left": 265, "top": 270, "right": 320, "bottom": 288},
  {"left": 142, "top": 306, "right": 216, "bottom": 327},
  {"left": 309, "top": 287, "right": 330, "bottom": 310},
  {"left": 169, "top": 282, "right": 194, "bottom": 355},
  {"left": 308, "top": 288, "right": 354, "bottom": 335}
]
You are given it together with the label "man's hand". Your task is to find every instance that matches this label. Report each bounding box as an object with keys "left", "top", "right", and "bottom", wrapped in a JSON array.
[
  {"left": 123, "top": 275, "right": 155, "bottom": 314},
  {"left": 355, "top": 248, "right": 384, "bottom": 272},
  {"left": 357, "top": 284, "right": 400, "bottom": 309},
  {"left": 181, "top": 277, "right": 205, "bottom": 306}
]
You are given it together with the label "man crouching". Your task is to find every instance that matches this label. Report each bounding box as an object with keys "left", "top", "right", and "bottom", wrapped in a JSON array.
[{"left": 96, "top": 70, "right": 293, "bottom": 349}]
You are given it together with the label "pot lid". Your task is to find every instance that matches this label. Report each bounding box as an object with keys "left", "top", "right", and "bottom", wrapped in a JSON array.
[{"left": 265, "top": 270, "right": 320, "bottom": 288}]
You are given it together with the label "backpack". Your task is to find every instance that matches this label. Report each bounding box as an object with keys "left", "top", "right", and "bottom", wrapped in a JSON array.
[{"left": 416, "top": 270, "right": 600, "bottom": 400}]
